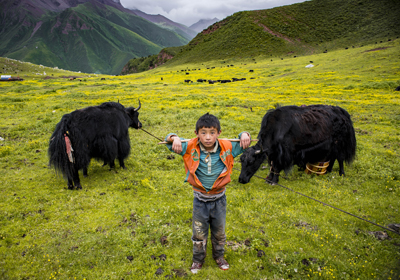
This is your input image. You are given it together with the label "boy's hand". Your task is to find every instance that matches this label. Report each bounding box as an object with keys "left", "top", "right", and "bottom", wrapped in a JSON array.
[
  {"left": 171, "top": 136, "right": 183, "bottom": 154},
  {"left": 240, "top": 132, "right": 251, "bottom": 149}
]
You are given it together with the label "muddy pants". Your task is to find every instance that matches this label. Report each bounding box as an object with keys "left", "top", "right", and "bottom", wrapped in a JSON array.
[{"left": 191, "top": 195, "right": 227, "bottom": 263}]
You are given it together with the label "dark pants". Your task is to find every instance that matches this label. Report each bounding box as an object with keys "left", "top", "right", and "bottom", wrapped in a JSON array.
[{"left": 192, "top": 195, "right": 227, "bottom": 263}]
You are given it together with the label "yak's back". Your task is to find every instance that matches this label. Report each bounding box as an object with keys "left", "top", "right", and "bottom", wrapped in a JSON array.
[
  {"left": 74, "top": 102, "right": 125, "bottom": 117},
  {"left": 66, "top": 102, "right": 129, "bottom": 142},
  {"left": 258, "top": 105, "right": 334, "bottom": 146},
  {"left": 98, "top": 102, "right": 126, "bottom": 111}
]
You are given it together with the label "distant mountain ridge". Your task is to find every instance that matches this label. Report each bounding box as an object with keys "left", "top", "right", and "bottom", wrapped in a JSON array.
[
  {"left": 129, "top": 9, "right": 197, "bottom": 41},
  {"left": 0, "top": 0, "right": 190, "bottom": 74},
  {"left": 189, "top": 18, "right": 220, "bottom": 33}
]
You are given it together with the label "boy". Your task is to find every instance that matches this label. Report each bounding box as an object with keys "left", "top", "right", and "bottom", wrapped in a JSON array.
[{"left": 165, "top": 113, "right": 251, "bottom": 274}]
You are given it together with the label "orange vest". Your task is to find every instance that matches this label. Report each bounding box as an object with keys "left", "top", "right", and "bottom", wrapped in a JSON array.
[{"left": 182, "top": 138, "right": 234, "bottom": 194}]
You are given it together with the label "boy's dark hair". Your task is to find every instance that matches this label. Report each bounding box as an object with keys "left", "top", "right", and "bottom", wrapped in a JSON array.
[{"left": 196, "top": 113, "right": 221, "bottom": 132}]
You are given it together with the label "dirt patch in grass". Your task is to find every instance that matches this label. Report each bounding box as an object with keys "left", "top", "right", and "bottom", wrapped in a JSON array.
[
  {"left": 280, "top": 72, "right": 296, "bottom": 77},
  {"left": 61, "top": 76, "right": 83, "bottom": 79},
  {"left": 363, "top": 47, "right": 391, "bottom": 52}
]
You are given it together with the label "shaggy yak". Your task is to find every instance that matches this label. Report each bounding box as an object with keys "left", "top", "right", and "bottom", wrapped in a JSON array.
[
  {"left": 48, "top": 101, "right": 142, "bottom": 189},
  {"left": 239, "top": 105, "right": 356, "bottom": 185}
]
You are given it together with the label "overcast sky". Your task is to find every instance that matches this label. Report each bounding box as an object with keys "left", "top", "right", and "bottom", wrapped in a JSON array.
[{"left": 120, "top": 0, "right": 307, "bottom": 27}]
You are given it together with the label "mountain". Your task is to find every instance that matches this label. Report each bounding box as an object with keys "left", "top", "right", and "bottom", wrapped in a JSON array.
[
  {"left": 129, "top": 9, "right": 197, "bottom": 41},
  {"left": 1, "top": 0, "right": 128, "bottom": 15},
  {"left": 189, "top": 18, "right": 220, "bottom": 33},
  {"left": 166, "top": 0, "right": 400, "bottom": 66},
  {"left": 121, "top": 0, "right": 400, "bottom": 74},
  {"left": 0, "top": 0, "right": 190, "bottom": 74}
]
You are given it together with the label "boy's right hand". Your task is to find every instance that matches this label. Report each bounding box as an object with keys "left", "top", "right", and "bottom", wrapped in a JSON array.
[{"left": 170, "top": 136, "right": 183, "bottom": 154}]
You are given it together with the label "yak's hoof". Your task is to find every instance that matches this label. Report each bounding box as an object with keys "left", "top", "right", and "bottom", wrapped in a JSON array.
[{"left": 265, "top": 176, "right": 275, "bottom": 185}]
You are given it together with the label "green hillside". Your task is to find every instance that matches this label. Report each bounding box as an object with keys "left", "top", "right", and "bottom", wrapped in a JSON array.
[
  {"left": 0, "top": 2, "right": 189, "bottom": 75},
  {"left": 157, "top": 0, "right": 400, "bottom": 67},
  {"left": 73, "top": 4, "right": 188, "bottom": 48},
  {"left": 0, "top": 6, "right": 40, "bottom": 55},
  {"left": 120, "top": 46, "right": 184, "bottom": 74}
]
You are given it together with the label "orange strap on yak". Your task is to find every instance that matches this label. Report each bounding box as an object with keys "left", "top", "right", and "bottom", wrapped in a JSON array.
[{"left": 64, "top": 133, "right": 74, "bottom": 163}]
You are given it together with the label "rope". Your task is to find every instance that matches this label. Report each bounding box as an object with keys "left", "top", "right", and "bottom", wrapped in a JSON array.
[
  {"left": 269, "top": 161, "right": 290, "bottom": 180},
  {"left": 232, "top": 167, "right": 400, "bottom": 236},
  {"left": 140, "top": 128, "right": 164, "bottom": 142}
]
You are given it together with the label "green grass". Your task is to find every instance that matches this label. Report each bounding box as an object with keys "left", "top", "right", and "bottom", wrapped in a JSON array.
[{"left": 0, "top": 39, "right": 400, "bottom": 279}]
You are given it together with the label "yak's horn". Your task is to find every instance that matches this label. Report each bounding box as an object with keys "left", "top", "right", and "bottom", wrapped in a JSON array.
[
  {"left": 134, "top": 99, "right": 141, "bottom": 111},
  {"left": 254, "top": 142, "right": 264, "bottom": 154}
]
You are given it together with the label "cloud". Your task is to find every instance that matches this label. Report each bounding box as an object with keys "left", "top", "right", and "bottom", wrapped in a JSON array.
[{"left": 120, "top": 0, "right": 306, "bottom": 26}]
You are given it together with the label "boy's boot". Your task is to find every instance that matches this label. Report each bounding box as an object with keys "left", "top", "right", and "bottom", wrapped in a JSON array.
[
  {"left": 190, "top": 262, "right": 203, "bottom": 274},
  {"left": 215, "top": 257, "right": 229, "bottom": 270},
  {"left": 191, "top": 239, "right": 207, "bottom": 273}
]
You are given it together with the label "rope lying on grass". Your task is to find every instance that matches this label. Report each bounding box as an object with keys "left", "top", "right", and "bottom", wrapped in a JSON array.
[
  {"left": 140, "top": 129, "right": 400, "bottom": 236},
  {"left": 232, "top": 167, "right": 400, "bottom": 236}
]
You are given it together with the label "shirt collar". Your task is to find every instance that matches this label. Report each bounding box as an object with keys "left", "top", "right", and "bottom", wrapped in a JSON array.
[{"left": 198, "top": 139, "right": 219, "bottom": 153}]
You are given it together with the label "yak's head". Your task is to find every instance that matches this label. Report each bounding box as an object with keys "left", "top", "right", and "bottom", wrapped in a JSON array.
[
  {"left": 238, "top": 143, "right": 267, "bottom": 184},
  {"left": 126, "top": 100, "right": 142, "bottom": 129}
]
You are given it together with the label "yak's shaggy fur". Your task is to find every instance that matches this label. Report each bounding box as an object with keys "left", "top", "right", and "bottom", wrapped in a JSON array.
[
  {"left": 239, "top": 105, "right": 356, "bottom": 184},
  {"left": 48, "top": 102, "right": 142, "bottom": 189}
]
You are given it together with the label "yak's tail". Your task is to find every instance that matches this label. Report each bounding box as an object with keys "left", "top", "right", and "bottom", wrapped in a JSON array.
[
  {"left": 48, "top": 115, "right": 74, "bottom": 180},
  {"left": 333, "top": 106, "right": 357, "bottom": 164},
  {"left": 345, "top": 120, "right": 357, "bottom": 164}
]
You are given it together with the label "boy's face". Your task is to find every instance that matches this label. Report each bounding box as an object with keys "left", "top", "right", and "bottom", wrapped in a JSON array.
[{"left": 195, "top": 127, "right": 221, "bottom": 151}]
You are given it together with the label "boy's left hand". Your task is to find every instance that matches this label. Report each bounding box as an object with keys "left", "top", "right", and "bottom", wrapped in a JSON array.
[{"left": 240, "top": 133, "right": 251, "bottom": 149}]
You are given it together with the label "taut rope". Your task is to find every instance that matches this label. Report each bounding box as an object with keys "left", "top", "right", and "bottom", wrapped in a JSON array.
[{"left": 140, "top": 128, "right": 164, "bottom": 142}]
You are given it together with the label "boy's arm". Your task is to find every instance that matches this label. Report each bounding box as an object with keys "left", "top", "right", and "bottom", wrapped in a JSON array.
[
  {"left": 231, "top": 132, "right": 251, "bottom": 157},
  {"left": 239, "top": 132, "right": 251, "bottom": 149},
  {"left": 165, "top": 133, "right": 187, "bottom": 155}
]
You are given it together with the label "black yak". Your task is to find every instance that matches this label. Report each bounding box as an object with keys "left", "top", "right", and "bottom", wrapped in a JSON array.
[
  {"left": 239, "top": 105, "right": 356, "bottom": 185},
  {"left": 49, "top": 101, "right": 142, "bottom": 190}
]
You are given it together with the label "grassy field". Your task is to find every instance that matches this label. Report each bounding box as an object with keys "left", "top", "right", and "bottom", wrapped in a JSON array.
[{"left": 1, "top": 39, "right": 399, "bottom": 279}]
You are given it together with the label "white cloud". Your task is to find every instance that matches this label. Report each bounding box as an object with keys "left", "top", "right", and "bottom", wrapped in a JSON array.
[{"left": 120, "top": 0, "right": 306, "bottom": 26}]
